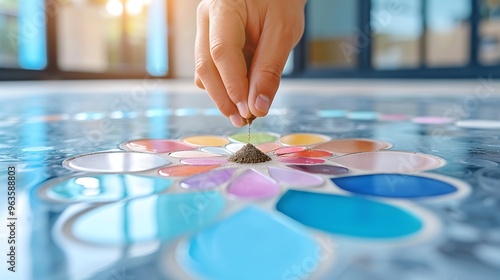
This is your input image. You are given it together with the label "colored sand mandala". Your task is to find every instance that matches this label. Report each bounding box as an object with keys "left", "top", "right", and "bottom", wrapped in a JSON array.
[{"left": 41, "top": 132, "right": 471, "bottom": 280}]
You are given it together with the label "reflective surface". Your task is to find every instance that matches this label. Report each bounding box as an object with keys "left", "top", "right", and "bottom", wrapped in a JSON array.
[
  {"left": 64, "top": 151, "right": 171, "bottom": 172},
  {"left": 179, "top": 207, "right": 319, "bottom": 280},
  {"left": 69, "top": 192, "right": 225, "bottom": 245},
  {"left": 40, "top": 174, "right": 173, "bottom": 203},
  {"left": 1, "top": 81, "right": 500, "bottom": 280},
  {"left": 277, "top": 190, "right": 424, "bottom": 238}
]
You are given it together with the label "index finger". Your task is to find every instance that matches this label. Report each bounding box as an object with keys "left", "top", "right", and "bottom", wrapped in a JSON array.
[{"left": 208, "top": 0, "right": 251, "bottom": 118}]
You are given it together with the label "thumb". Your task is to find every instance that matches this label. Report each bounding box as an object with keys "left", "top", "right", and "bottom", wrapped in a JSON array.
[
  {"left": 248, "top": 43, "right": 290, "bottom": 117},
  {"left": 248, "top": 17, "right": 303, "bottom": 117}
]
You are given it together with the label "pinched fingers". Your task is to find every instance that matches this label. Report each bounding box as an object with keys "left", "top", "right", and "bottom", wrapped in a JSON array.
[
  {"left": 195, "top": 1, "right": 245, "bottom": 127},
  {"left": 248, "top": 0, "right": 306, "bottom": 117},
  {"left": 208, "top": 0, "right": 251, "bottom": 119}
]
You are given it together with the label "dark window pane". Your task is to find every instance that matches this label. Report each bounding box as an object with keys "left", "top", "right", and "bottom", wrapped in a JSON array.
[
  {"left": 371, "top": 0, "right": 422, "bottom": 70},
  {"left": 479, "top": 0, "right": 500, "bottom": 65},
  {"left": 306, "top": 0, "right": 359, "bottom": 69},
  {"left": 426, "top": 0, "right": 471, "bottom": 67}
]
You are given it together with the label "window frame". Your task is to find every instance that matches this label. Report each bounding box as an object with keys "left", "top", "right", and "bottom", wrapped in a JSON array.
[
  {"left": 0, "top": 0, "right": 172, "bottom": 81},
  {"left": 290, "top": 0, "right": 500, "bottom": 79}
]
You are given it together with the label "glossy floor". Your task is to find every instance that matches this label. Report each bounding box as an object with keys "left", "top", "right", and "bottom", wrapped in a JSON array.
[{"left": 1, "top": 80, "right": 500, "bottom": 280}]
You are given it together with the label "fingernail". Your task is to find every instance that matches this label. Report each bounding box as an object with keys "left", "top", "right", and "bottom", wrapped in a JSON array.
[
  {"left": 255, "top": 94, "right": 270, "bottom": 114},
  {"left": 237, "top": 102, "right": 249, "bottom": 118},
  {"left": 230, "top": 114, "right": 243, "bottom": 127}
]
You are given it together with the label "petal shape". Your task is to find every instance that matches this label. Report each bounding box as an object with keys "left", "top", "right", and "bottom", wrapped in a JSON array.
[
  {"left": 455, "top": 119, "right": 500, "bottom": 129},
  {"left": 44, "top": 175, "right": 172, "bottom": 202},
  {"left": 277, "top": 190, "right": 423, "bottom": 238},
  {"left": 288, "top": 164, "right": 349, "bottom": 176},
  {"left": 71, "top": 193, "right": 224, "bottom": 245},
  {"left": 229, "top": 132, "right": 278, "bottom": 144},
  {"left": 180, "top": 168, "right": 235, "bottom": 190},
  {"left": 182, "top": 135, "right": 229, "bottom": 146},
  {"left": 318, "top": 109, "right": 347, "bottom": 118},
  {"left": 256, "top": 142, "right": 282, "bottom": 153},
  {"left": 268, "top": 167, "right": 324, "bottom": 188},
  {"left": 279, "top": 157, "right": 325, "bottom": 165},
  {"left": 64, "top": 151, "right": 170, "bottom": 173},
  {"left": 332, "top": 174, "right": 458, "bottom": 198},
  {"left": 169, "top": 151, "right": 222, "bottom": 158},
  {"left": 228, "top": 169, "right": 280, "bottom": 199},
  {"left": 226, "top": 143, "right": 245, "bottom": 153},
  {"left": 122, "top": 139, "right": 195, "bottom": 153},
  {"left": 178, "top": 207, "right": 320, "bottom": 280},
  {"left": 158, "top": 165, "right": 219, "bottom": 177},
  {"left": 379, "top": 114, "right": 409, "bottom": 121},
  {"left": 275, "top": 146, "right": 306, "bottom": 155},
  {"left": 330, "top": 151, "right": 445, "bottom": 173},
  {"left": 201, "top": 147, "right": 232, "bottom": 155},
  {"left": 181, "top": 158, "right": 228, "bottom": 166},
  {"left": 347, "top": 111, "right": 379, "bottom": 121},
  {"left": 313, "top": 139, "right": 391, "bottom": 154},
  {"left": 280, "top": 149, "right": 332, "bottom": 158},
  {"left": 280, "top": 133, "right": 330, "bottom": 146},
  {"left": 412, "top": 116, "right": 454, "bottom": 125}
]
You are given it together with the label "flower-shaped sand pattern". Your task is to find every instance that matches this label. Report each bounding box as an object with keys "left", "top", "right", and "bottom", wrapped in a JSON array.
[{"left": 41, "top": 132, "right": 471, "bottom": 280}]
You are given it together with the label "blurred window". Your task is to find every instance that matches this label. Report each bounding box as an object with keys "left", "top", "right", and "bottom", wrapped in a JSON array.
[
  {"left": 303, "top": 0, "right": 499, "bottom": 75},
  {"left": 57, "top": 0, "right": 168, "bottom": 76},
  {"left": 0, "top": 0, "right": 168, "bottom": 78},
  {"left": 0, "top": 0, "right": 47, "bottom": 70},
  {"left": 306, "top": 0, "right": 359, "bottom": 69},
  {"left": 426, "top": 0, "right": 471, "bottom": 67},
  {"left": 371, "top": 0, "right": 422, "bottom": 70},
  {"left": 479, "top": 0, "right": 500, "bottom": 65}
]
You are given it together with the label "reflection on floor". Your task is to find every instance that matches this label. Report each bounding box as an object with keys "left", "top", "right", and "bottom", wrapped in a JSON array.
[{"left": 1, "top": 80, "right": 500, "bottom": 280}]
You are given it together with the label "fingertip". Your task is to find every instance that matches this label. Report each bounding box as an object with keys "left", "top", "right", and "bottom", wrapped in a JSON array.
[
  {"left": 248, "top": 61, "right": 283, "bottom": 117},
  {"left": 195, "top": 76, "right": 205, "bottom": 89},
  {"left": 229, "top": 114, "right": 245, "bottom": 127},
  {"left": 236, "top": 102, "right": 251, "bottom": 119},
  {"left": 252, "top": 94, "right": 271, "bottom": 116}
]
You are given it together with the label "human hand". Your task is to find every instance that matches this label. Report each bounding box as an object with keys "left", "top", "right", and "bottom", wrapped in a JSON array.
[{"left": 194, "top": 0, "right": 306, "bottom": 127}]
